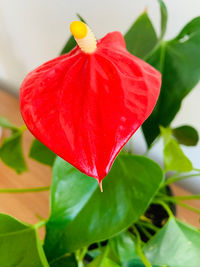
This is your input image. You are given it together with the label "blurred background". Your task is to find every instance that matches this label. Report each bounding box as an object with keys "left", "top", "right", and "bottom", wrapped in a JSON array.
[
  {"left": 0, "top": 0, "right": 200, "bottom": 129},
  {"left": 0, "top": 0, "right": 200, "bottom": 192}
]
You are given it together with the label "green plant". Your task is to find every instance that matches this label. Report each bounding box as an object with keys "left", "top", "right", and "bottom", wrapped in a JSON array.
[{"left": 0, "top": 1, "right": 200, "bottom": 266}]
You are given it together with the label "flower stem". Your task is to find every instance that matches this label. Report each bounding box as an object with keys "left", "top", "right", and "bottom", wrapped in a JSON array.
[
  {"left": 0, "top": 186, "right": 50, "bottom": 193},
  {"left": 132, "top": 225, "right": 152, "bottom": 267}
]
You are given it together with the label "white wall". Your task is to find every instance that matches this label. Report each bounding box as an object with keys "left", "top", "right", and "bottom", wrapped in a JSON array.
[
  {"left": 0, "top": 0, "right": 199, "bottom": 88},
  {"left": 0, "top": 0, "right": 200, "bottom": 191}
]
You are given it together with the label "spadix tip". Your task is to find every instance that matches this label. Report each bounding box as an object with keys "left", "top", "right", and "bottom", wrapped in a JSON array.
[{"left": 70, "top": 21, "right": 88, "bottom": 39}]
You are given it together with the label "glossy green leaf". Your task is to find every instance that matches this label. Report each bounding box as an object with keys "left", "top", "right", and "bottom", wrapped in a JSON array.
[
  {"left": 123, "top": 259, "right": 162, "bottom": 267},
  {"left": 110, "top": 232, "right": 137, "bottom": 263},
  {"left": 0, "top": 116, "right": 18, "bottom": 130},
  {"left": 89, "top": 256, "right": 120, "bottom": 267},
  {"left": 60, "top": 35, "right": 76, "bottom": 55},
  {"left": 124, "top": 11, "right": 157, "bottom": 59},
  {"left": 44, "top": 154, "right": 163, "bottom": 260},
  {"left": 123, "top": 259, "right": 145, "bottom": 267},
  {"left": 88, "top": 246, "right": 120, "bottom": 267},
  {"left": 50, "top": 254, "right": 77, "bottom": 267},
  {"left": 158, "top": 0, "right": 168, "bottom": 39},
  {"left": 164, "top": 139, "right": 193, "bottom": 172},
  {"left": 172, "top": 125, "right": 199, "bottom": 146},
  {"left": 29, "top": 139, "right": 56, "bottom": 166},
  {"left": 76, "top": 13, "right": 85, "bottom": 23},
  {"left": 60, "top": 14, "right": 86, "bottom": 55},
  {"left": 110, "top": 233, "right": 162, "bottom": 267},
  {"left": 0, "top": 131, "right": 27, "bottom": 173},
  {"left": 161, "top": 127, "right": 193, "bottom": 172},
  {"left": 0, "top": 213, "right": 48, "bottom": 266},
  {"left": 87, "top": 249, "right": 101, "bottom": 260},
  {"left": 142, "top": 17, "right": 200, "bottom": 146},
  {"left": 88, "top": 253, "right": 120, "bottom": 267},
  {"left": 144, "top": 218, "right": 200, "bottom": 267}
]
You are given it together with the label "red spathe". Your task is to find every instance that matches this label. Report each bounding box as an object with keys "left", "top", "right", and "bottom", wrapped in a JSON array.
[{"left": 20, "top": 31, "right": 161, "bottom": 183}]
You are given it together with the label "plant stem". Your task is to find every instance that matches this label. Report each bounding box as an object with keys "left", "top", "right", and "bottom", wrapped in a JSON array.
[
  {"left": 193, "top": 168, "right": 200, "bottom": 172},
  {"left": 78, "top": 261, "right": 83, "bottom": 267},
  {"left": 156, "top": 195, "right": 200, "bottom": 215},
  {"left": 0, "top": 186, "right": 50, "bottom": 193},
  {"left": 19, "top": 124, "right": 27, "bottom": 133},
  {"left": 132, "top": 225, "right": 152, "bottom": 267},
  {"left": 34, "top": 219, "right": 47, "bottom": 229},
  {"left": 79, "top": 247, "right": 87, "bottom": 262},
  {"left": 176, "top": 201, "right": 200, "bottom": 215},
  {"left": 162, "top": 173, "right": 200, "bottom": 187},
  {"left": 139, "top": 220, "right": 160, "bottom": 233},
  {"left": 137, "top": 223, "right": 152, "bottom": 239},
  {"left": 153, "top": 200, "right": 174, "bottom": 218},
  {"left": 76, "top": 247, "right": 88, "bottom": 267},
  {"left": 170, "top": 195, "right": 200, "bottom": 200},
  {"left": 99, "top": 245, "right": 110, "bottom": 267}
]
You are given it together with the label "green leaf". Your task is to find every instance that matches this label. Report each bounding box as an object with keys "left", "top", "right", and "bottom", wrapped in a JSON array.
[
  {"left": 161, "top": 126, "right": 193, "bottom": 172},
  {"left": 110, "top": 232, "right": 154, "bottom": 266},
  {"left": 44, "top": 154, "right": 163, "bottom": 260},
  {"left": 172, "top": 125, "right": 199, "bottom": 146},
  {"left": 88, "top": 253, "right": 120, "bottom": 267},
  {"left": 87, "top": 249, "right": 101, "bottom": 260},
  {"left": 0, "top": 116, "right": 18, "bottom": 130},
  {"left": 88, "top": 246, "right": 120, "bottom": 267},
  {"left": 60, "top": 14, "right": 86, "bottom": 55},
  {"left": 0, "top": 131, "right": 27, "bottom": 173},
  {"left": 60, "top": 35, "right": 76, "bottom": 55},
  {"left": 29, "top": 139, "right": 56, "bottom": 166},
  {"left": 50, "top": 254, "right": 77, "bottom": 267},
  {"left": 76, "top": 13, "right": 85, "bottom": 23},
  {"left": 142, "top": 17, "right": 200, "bottom": 146},
  {"left": 158, "top": 0, "right": 168, "bottom": 39},
  {"left": 144, "top": 218, "right": 200, "bottom": 267},
  {"left": 110, "top": 232, "right": 137, "bottom": 263},
  {"left": 164, "top": 139, "right": 193, "bottom": 172},
  {"left": 0, "top": 213, "right": 48, "bottom": 266},
  {"left": 124, "top": 11, "right": 157, "bottom": 59},
  {"left": 123, "top": 259, "right": 162, "bottom": 267},
  {"left": 89, "top": 256, "right": 120, "bottom": 267},
  {"left": 123, "top": 258, "right": 145, "bottom": 267}
]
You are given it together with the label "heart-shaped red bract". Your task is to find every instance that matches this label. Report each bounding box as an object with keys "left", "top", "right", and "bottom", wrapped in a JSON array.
[{"left": 20, "top": 31, "right": 161, "bottom": 183}]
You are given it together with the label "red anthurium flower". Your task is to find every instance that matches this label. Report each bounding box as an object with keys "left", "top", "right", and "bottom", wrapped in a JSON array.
[{"left": 20, "top": 21, "right": 161, "bottom": 189}]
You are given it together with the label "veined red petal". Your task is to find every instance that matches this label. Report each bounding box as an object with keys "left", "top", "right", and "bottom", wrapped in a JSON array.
[{"left": 20, "top": 31, "right": 161, "bottom": 182}]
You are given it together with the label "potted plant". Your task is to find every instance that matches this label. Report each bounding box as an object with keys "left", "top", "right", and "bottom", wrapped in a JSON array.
[{"left": 0, "top": 0, "right": 200, "bottom": 266}]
